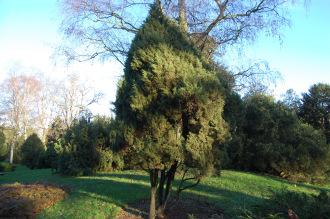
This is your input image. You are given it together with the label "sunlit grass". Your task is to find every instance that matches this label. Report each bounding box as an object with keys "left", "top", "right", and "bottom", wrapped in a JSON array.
[{"left": 1, "top": 166, "right": 328, "bottom": 218}]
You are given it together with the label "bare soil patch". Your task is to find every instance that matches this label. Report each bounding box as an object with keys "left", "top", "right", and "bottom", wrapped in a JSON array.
[
  {"left": 0, "top": 183, "right": 67, "bottom": 218},
  {"left": 117, "top": 197, "right": 224, "bottom": 219}
]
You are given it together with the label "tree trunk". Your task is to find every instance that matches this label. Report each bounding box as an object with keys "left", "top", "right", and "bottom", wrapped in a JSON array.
[
  {"left": 157, "top": 162, "right": 178, "bottom": 215},
  {"left": 149, "top": 169, "right": 159, "bottom": 219},
  {"left": 178, "top": 0, "right": 188, "bottom": 32},
  {"left": 9, "top": 143, "right": 14, "bottom": 164},
  {"left": 150, "top": 185, "right": 157, "bottom": 219},
  {"left": 157, "top": 170, "right": 166, "bottom": 218},
  {"left": 158, "top": 170, "right": 166, "bottom": 206}
]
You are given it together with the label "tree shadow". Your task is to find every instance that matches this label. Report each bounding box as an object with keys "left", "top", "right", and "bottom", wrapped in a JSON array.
[
  {"left": 0, "top": 195, "right": 35, "bottom": 218},
  {"left": 70, "top": 173, "right": 265, "bottom": 218},
  {"left": 4, "top": 169, "right": 315, "bottom": 218}
]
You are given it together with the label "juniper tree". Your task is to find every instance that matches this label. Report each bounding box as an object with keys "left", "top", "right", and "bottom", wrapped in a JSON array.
[{"left": 115, "top": 4, "right": 228, "bottom": 218}]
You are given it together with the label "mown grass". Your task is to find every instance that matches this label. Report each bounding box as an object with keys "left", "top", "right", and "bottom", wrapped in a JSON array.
[{"left": 0, "top": 166, "right": 329, "bottom": 218}]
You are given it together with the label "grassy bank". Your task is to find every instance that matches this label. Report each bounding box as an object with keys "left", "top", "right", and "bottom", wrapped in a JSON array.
[{"left": 0, "top": 166, "right": 328, "bottom": 218}]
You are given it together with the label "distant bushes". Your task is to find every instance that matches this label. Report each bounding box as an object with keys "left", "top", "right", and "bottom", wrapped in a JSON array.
[
  {"left": 50, "top": 116, "right": 124, "bottom": 176},
  {"left": 240, "top": 189, "right": 330, "bottom": 219},
  {"left": 0, "top": 162, "right": 16, "bottom": 172},
  {"left": 224, "top": 93, "right": 330, "bottom": 182},
  {"left": 14, "top": 115, "right": 124, "bottom": 175}
]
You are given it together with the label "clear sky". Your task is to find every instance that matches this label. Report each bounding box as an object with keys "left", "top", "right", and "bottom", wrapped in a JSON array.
[{"left": 0, "top": 0, "right": 329, "bottom": 115}]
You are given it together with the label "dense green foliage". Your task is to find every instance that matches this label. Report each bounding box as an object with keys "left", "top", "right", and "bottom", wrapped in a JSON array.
[
  {"left": 21, "top": 134, "right": 45, "bottom": 169},
  {"left": 0, "top": 161, "right": 16, "bottom": 172},
  {"left": 299, "top": 83, "right": 330, "bottom": 143},
  {"left": 96, "top": 147, "right": 124, "bottom": 172},
  {"left": 243, "top": 189, "right": 330, "bottom": 219},
  {"left": 224, "top": 93, "right": 330, "bottom": 181},
  {"left": 0, "top": 129, "right": 7, "bottom": 160},
  {"left": 115, "top": 4, "right": 228, "bottom": 217},
  {"left": 40, "top": 117, "right": 66, "bottom": 170},
  {"left": 59, "top": 117, "right": 101, "bottom": 175},
  {"left": 57, "top": 116, "right": 124, "bottom": 176}
]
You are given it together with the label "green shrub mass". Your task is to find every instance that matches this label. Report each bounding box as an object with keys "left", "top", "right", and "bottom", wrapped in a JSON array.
[
  {"left": 21, "top": 134, "right": 45, "bottom": 169},
  {"left": 0, "top": 162, "right": 16, "bottom": 172},
  {"left": 242, "top": 189, "right": 330, "bottom": 219},
  {"left": 225, "top": 93, "right": 330, "bottom": 182},
  {"left": 56, "top": 116, "right": 124, "bottom": 176},
  {"left": 0, "top": 129, "right": 7, "bottom": 160}
]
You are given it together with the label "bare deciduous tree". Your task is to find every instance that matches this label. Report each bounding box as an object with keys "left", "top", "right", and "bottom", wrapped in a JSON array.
[
  {"left": 0, "top": 71, "right": 103, "bottom": 163},
  {"left": 58, "top": 0, "right": 303, "bottom": 58},
  {"left": 55, "top": 74, "right": 103, "bottom": 128},
  {"left": 57, "top": 0, "right": 306, "bottom": 91},
  {"left": 0, "top": 75, "right": 41, "bottom": 163},
  {"left": 34, "top": 76, "right": 59, "bottom": 142}
]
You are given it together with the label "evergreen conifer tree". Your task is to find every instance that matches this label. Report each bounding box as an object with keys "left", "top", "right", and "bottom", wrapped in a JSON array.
[{"left": 115, "top": 3, "right": 228, "bottom": 218}]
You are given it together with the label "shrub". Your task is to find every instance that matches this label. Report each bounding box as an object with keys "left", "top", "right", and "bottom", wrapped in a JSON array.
[
  {"left": 58, "top": 152, "right": 83, "bottom": 176},
  {"left": 58, "top": 115, "right": 125, "bottom": 176},
  {"left": 58, "top": 117, "right": 99, "bottom": 176},
  {"left": 97, "top": 147, "right": 124, "bottom": 172},
  {"left": 21, "top": 134, "right": 45, "bottom": 169},
  {"left": 112, "top": 153, "right": 124, "bottom": 170},
  {"left": 0, "top": 129, "right": 7, "bottom": 160},
  {"left": 241, "top": 189, "right": 330, "bottom": 219},
  {"left": 41, "top": 140, "right": 64, "bottom": 171},
  {"left": 227, "top": 94, "right": 330, "bottom": 182},
  {"left": 97, "top": 147, "right": 113, "bottom": 172},
  {"left": 42, "top": 117, "right": 66, "bottom": 169},
  {"left": 0, "top": 162, "right": 16, "bottom": 172}
]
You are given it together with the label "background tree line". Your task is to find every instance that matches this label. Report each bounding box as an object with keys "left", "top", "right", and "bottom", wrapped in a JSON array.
[
  {"left": 223, "top": 83, "right": 330, "bottom": 182},
  {"left": 0, "top": 73, "right": 102, "bottom": 164}
]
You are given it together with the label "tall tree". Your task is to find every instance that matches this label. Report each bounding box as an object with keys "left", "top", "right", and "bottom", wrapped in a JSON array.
[
  {"left": 281, "top": 88, "right": 301, "bottom": 112},
  {"left": 59, "top": 0, "right": 299, "bottom": 63},
  {"left": 34, "top": 76, "right": 59, "bottom": 142},
  {"left": 115, "top": 4, "right": 228, "bottom": 218},
  {"left": 58, "top": 0, "right": 303, "bottom": 90},
  {"left": 299, "top": 83, "right": 330, "bottom": 143},
  {"left": 54, "top": 74, "right": 103, "bottom": 128},
  {"left": 0, "top": 75, "right": 41, "bottom": 163}
]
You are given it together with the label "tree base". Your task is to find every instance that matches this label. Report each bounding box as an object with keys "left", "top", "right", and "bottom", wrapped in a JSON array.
[{"left": 116, "top": 197, "right": 224, "bottom": 219}]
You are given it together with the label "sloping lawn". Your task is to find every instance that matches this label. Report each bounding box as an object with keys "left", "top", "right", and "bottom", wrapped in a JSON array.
[
  {"left": 1, "top": 166, "right": 328, "bottom": 218},
  {"left": 0, "top": 166, "right": 149, "bottom": 218}
]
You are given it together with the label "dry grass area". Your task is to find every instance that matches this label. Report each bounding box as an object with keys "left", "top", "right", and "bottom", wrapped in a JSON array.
[
  {"left": 0, "top": 183, "right": 67, "bottom": 218},
  {"left": 116, "top": 197, "right": 224, "bottom": 219}
]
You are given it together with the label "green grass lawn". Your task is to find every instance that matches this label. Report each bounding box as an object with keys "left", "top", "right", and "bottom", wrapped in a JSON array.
[{"left": 1, "top": 166, "right": 329, "bottom": 218}]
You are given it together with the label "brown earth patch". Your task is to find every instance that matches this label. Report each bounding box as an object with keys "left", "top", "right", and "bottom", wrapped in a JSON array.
[
  {"left": 116, "top": 197, "right": 224, "bottom": 219},
  {"left": 0, "top": 183, "right": 68, "bottom": 218}
]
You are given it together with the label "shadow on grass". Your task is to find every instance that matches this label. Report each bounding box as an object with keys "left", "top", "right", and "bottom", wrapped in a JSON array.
[
  {"left": 72, "top": 173, "right": 265, "bottom": 218},
  {"left": 1, "top": 168, "right": 269, "bottom": 218}
]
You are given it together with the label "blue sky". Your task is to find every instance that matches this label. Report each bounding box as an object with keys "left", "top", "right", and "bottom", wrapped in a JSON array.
[
  {"left": 0, "top": 0, "right": 329, "bottom": 115},
  {"left": 245, "top": 0, "right": 330, "bottom": 96}
]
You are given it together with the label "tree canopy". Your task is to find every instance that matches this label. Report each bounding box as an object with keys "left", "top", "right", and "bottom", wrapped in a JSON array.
[
  {"left": 115, "top": 4, "right": 228, "bottom": 218},
  {"left": 299, "top": 83, "right": 330, "bottom": 143}
]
